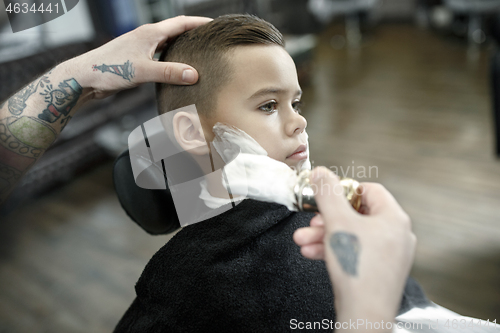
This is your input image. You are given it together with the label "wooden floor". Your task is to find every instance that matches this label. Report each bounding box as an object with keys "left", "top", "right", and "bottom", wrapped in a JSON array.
[
  {"left": 1, "top": 23, "right": 500, "bottom": 332},
  {"left": 0, "top": 165, "right": 175, "bottom": 332}
]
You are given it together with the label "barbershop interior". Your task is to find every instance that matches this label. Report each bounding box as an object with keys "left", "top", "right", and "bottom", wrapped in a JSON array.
[{"left": 1, "top": 0, "right": 500, "bottom": 331}]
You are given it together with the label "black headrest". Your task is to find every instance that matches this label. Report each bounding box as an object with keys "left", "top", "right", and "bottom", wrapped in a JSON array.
[{"left": 113, "top": 149, "right": 181, "bottom": 235}]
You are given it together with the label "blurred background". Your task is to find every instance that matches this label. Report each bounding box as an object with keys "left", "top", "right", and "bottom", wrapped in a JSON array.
[{"left": 1, "top": 0, "right": 500, "bottom": 331}]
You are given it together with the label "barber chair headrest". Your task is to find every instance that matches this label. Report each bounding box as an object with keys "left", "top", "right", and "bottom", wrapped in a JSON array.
[{"left": 113, "top": 149, "right": 181, "bottom": 235}]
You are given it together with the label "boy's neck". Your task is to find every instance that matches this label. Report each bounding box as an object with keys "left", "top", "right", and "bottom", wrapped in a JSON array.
[
  {"left": 192, "top": 147, "right": 234, "bottom": 200},
  {"left": 205, "top": 170, "right": 233, "bottom": 199}
]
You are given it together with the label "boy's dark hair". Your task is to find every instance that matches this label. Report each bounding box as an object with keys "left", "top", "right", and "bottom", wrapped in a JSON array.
[{"left": 156, "top": 14, "right": 285, "bottom": 118}]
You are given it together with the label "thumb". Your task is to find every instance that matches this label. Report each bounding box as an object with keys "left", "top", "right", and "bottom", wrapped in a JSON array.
[
  {"left": 310, "top": 167, "right": 353, "bottom": 227},
  {"left": 139, "top": 61, "right": 199, "bottom": 85}
]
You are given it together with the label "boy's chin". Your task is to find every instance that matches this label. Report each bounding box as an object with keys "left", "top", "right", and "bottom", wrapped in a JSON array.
[{"left": 285, "top": 158, "right": 311, "bottom": 172}]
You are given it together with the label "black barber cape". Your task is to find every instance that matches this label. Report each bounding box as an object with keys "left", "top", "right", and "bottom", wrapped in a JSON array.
[{"left": 114, "top": 199, "right": 429, "bottom": 333}]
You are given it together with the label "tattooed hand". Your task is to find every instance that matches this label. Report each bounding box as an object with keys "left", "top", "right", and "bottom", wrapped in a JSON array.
[
  {"left": 293, "top": 167, "right": 416, "bottom": 330},
  {"left": 68, "top": 15, "right": 212, "bottom": 99},
  {"left": 0, "top": 16, "right": 211, "bottom": 203}
]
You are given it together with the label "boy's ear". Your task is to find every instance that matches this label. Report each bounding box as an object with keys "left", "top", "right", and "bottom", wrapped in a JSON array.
[{"left": 172, "top": 111, "right": 210, "bottom": 155}]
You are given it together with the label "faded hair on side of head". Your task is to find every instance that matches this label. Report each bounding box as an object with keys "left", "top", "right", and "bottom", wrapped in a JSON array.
[{"left": 156, "top": 14, "right": 285, "bottom": 118}]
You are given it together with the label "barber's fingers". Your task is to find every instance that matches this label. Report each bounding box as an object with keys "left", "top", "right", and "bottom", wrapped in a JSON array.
[
  {"left": 293, "top": 226, "right": 325, "bottom": 246},
  {"left": 310, "top": 214, "right": 324, "bottom": 226},
  {"left": 300, "top": 244, "right": 325, "bottom": 260},
  {"left": 140, "top": 16, "right": 213, "bottom": 45},
  {"left": 358, "top": 182, "right": 407, "bottom": 219},
  {"left": 137, "top": 61, "right": 199, "bottom": 85},
  {"left": 293, "top": 225, "right": 326, "bottom": 260},
  {"left": 310, "top": 167, "right": 353, "bottom": 225}
]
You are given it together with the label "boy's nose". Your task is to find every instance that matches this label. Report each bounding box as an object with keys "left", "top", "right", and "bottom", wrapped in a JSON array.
[{"left": 286, "top": 110, "right": 307, "bottom": 137}]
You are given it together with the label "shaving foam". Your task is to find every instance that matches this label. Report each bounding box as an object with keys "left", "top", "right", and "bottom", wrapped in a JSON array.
[
  {"left": 212, "top": 123, "right": 268, "bottom": 159},
  {"left": 210, "top": 123, "right": 311, "bottom": 211}
]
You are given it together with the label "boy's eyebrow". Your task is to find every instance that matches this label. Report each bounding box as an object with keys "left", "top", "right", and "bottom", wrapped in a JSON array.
[{"left": 247, "top": 87, "right": 302, "bottom": 100}]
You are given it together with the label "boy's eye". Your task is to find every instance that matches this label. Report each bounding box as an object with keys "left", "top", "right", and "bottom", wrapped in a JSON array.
[
  {"left": 292, "top": 101, "right": 303, "bottom": 114},
  {"left": 259, "top": 101, "right": 277, "bottom": 113}
]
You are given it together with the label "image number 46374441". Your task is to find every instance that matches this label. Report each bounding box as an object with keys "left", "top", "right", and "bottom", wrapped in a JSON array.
[{"left": 4, "top": 0, "right": 80, "bottom": 33}]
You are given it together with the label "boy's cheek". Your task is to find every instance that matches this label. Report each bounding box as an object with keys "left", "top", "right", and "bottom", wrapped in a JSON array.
[{"left": 199, "top": 119, "right": 216, "bottom": 142}]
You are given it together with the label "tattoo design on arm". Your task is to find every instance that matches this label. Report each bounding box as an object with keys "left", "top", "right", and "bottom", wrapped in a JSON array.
[
  {"left": 0, "top": 115, "right": 55, "bottom": 198},
  {"left": 0, "top": 74, "right": 81, "bottom": 201},
  {"left": 7, "top": 76, "right": 49, "bottom": 115},
  {"left": 329, "top": 232, "right": 360, "bottom": 276},
  {"left": 0, "top": 117, "right": 68, "bottom": 200},
  {"left": 38, "top": 78, "right": 83, "bottom": 123},
  {"left": 93, "top": 60, "right": 135, "bottom": 82}
]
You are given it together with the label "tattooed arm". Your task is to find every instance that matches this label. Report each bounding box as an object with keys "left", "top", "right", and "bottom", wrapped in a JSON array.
[
  {"left": 293, "top": 168, "right": 416, "bottom": 332},
  {"left": 0, "top": 15, "right": 211, "bottom": 204},
  {"left": 0, "top": 65, "right": 89, "bottom": 203}
]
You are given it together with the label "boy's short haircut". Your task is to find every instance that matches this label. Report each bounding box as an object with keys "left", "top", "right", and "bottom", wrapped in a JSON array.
[{"left": 156, "top": 14, "right": 285, "bottom": 118}]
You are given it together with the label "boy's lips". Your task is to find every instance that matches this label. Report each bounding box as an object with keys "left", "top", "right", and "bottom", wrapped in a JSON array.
[{"left": 287, "top": 144, "right": 308, "bottom": 160}]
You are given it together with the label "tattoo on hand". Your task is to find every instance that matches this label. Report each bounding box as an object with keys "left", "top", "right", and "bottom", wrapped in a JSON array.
[
  {"left": 329, "top": 232, "right": 360, "bottom": 276},
  {"left": 93, "top": 60, "right": 135, "bottom": 82},
  {"left": 39, "top": 78, "right": 82, "bottom": 123}
]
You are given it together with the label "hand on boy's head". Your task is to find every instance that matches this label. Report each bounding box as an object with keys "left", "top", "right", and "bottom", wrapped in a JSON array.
[
  {"left": 157, "top": 15, "right": 309, "bottom": 170},
  {"left": 74, "top": 16, "right": 212, "bottom": 100}
]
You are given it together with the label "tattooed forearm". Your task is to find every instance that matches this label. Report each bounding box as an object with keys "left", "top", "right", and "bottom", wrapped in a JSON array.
[
  {"left": 0, "top": 117, "right": 38, "bottom": 199},
  {"left": 39, "top": 78, "right": 82, "bottom": 123},
  {"left": 0, "top": 73, "right": 83, "bottom": 202},
  {"left": 8, "top": 81, "right": 40, "bottom": 115},
  {"left": 329, "top": 232, "right": 360, "bottom": 276},
  {"left": 0, "top": 115, "right": 56, "bottom": 196},
  {"left": 92, "top": 60, "right": 135, "bottom": 81},
  {"left": 2, "top": 116, "right": 56, "bottom": 154},
  {"left": 3, "top": 74, "right": 51, "bottom": 117}
]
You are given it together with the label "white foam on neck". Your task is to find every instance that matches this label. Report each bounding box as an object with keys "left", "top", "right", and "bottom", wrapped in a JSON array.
[{"left": 209, "top": 123, "right": 311, "bottom": 211}]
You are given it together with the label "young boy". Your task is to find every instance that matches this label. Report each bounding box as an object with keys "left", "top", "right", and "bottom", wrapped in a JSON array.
[{"left": 114, "top": 14, "right": 428, "bottom": 332}]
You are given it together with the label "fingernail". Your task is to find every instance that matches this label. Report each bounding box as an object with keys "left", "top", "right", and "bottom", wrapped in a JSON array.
[{"left": 182, "top": 69, "right": 195, "bottom": 83}]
